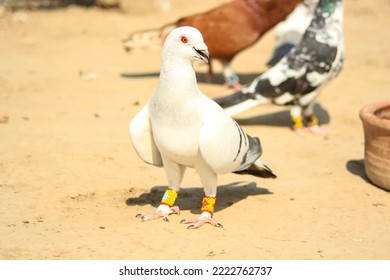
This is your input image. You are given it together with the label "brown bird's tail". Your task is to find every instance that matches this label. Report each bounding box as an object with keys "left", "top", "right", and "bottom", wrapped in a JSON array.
[{"left": 122, "top": 22, "right": 177, "bottom": 53}]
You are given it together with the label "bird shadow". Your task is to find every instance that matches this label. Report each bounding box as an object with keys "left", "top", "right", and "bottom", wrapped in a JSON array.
[
  {"left": 120, "top": 71, "right": 261, "bottom": 85},
  {"left": 121, "top": 72, "right": 160, "bottom": 79},
  {"left": 126, "top": 181, "right": 272, "bottom": 214},
  {"left": 346, "top": 159, "right": 371, "bottom": 184},
  {"left": 234, "top": 103, "right": 331, "bottom": 127},
  {"left": 195, "top": 72, "right": 262, "bottom": 85}
]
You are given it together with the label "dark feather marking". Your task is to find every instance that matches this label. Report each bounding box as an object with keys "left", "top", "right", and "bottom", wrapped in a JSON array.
[
  {"left": 252, "top": 0, "right": 341, "bottom": 101},
  {"left": 241, "top": 124, "right": 248, "bottom": 147},
  {"left": 233, "top": 120, "right": 244, "bottom": 162},
  {"left": 244, "top": 135, "right": 262, "bottom": 164},
  {"left": 234, "top": 163, "right": 277, "bottom": 178},
  {"left": 237, "top": 135, "right": 262, "bottom": 169},
  {"left": 254, "top": 35, "right": 338, "bottom": 101}
]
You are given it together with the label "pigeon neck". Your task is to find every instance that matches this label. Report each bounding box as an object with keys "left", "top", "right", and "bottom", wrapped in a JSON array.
[
  {"left": 158, "top": 57, "right": 199, "bottom": 95},
  {"left": 314, "top": 0, "right": 344, "bottom": 23}
]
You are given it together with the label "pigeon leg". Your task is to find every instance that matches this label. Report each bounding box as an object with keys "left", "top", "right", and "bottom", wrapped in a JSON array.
[
  {"left": 290, "top": 104, "right": 306, "bottom": 133},
  {"left": 137, "top": 159, "right": 186, "bottom": 222},
  {"left": 290, "top": 114, "right": 336, "bottom": 135},
  {"left": 224, "top": 77, "right": 242, "bottom": 90},
  {"left": 136, "top": 188, "right": 180, "bottom": 222},
  {"left": 222, "top": 61, "right": 242, "bottom": 89},
  {"left": 181, "top": 165, "right": 223, "bottom": 229},
  {"left": 304, "top": 110, "right": 336, "bottom": 135},
  {"left": 291, "top": 115, "right": 306, "bottom": 133},
  {"left": 291, "top": 105, "right": 333, "bottom": 135},
  {"left": 180, "top": 195, "right": 223, "bottom": 229}
]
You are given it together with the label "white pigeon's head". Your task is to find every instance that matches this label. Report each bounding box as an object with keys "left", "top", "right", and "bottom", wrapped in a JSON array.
[{"left": 162, "top": 26, "right": 210, "bottom": 64}]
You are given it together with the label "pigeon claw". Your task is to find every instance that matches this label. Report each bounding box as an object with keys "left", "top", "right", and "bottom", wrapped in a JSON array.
[
  {"left": 136, "top": 206, "right": 180, "bottom": 223},
  {"left": 169, "top": 206, "right": 181, "bottom": 215},
  {"left": 135, "top": 212, "right": 162, "bottom": 222},
  {"left": 180, "top": 217, "right": 223, "bottom": 229}
]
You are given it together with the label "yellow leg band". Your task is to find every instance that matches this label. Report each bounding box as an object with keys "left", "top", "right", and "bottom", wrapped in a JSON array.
[
  {"left": 161, "top": 189, "right": 178, "bottom": 207},
  {"left": 201, "top": 196, "right": 216, "bottom": 214},
  {"left": 292, "top": 116, "right": 304, "bottom": 129},
  {"left": 305, "top": 114, "right": 319, "bottom": 127}
]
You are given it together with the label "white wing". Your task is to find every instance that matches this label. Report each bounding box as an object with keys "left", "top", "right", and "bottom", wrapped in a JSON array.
[
  {"left": 129, "top": 105, "right": 163, "bottom": 167},
  {"left": 198, "top": 106, "right": 260, "bottom": 175}
]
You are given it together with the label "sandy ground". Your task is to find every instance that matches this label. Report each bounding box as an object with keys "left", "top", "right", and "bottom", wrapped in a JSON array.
[{"left": 1, "top": 0, "right": 390, "bottom": 260}]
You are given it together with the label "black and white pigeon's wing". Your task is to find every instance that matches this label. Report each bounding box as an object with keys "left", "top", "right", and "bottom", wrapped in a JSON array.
[
  {"left": 129, "top": 105, "right": 163, "bottom": 167},
  {"left": 249, "top": 29, "right": 341, "bottom": 101},
  {"left": 256, "top": 0, "right": 344, "bottom": 100},
  {"left": 215, "top": 0, "right": 344, "bottom": 116}
]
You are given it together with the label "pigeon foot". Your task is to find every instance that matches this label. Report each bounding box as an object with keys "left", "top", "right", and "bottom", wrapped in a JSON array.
[
  {"left": 180, "top": 212, "right": 223, "bottom": 229},
  {"left": 224, "top": 81, "right": 242, "bottom": 90},
  {"left": 136, "top": 205, "right": 180, "bottom": 222}
]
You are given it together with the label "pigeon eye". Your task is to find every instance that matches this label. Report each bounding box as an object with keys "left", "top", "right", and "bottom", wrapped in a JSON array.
[{"left": 180, "top": 36, "right": 188, "bottom": 44}]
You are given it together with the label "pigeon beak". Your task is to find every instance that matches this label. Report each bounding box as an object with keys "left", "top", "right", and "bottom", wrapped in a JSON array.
[{"left": 193, "top": 43, "right": 210, "bottom": 64}]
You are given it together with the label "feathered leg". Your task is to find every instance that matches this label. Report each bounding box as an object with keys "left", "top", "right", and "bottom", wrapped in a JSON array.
[
  {"left": 136, "top": 158, "right": 184, "bottom": 222},
  {"left": 222, "top": 61, "right": 241, "bottom": 90},
  {"left": 180, "top": 162, "right": 223, "bottom": 229},
  {"left": 302, "top": 101, "right": 336, "bottom": 135},
  {"left": 290, "top": 104, "right": 322, "bottom": 135},
  {"left": 290, "top": 91, "right": 334, "bottom": 135},
  {"left": 290, "top": 104, "right": 306, "bottom": 134}
]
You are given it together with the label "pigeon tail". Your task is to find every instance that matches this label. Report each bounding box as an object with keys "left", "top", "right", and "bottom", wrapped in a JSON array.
[
  {"left": 233, "top": 135, "right": 276, "bottom": 179},
  {"left": 123, "top": 22, "right": 176, "bottom": 53},
  {"left": 234, "top": 159, "right": 277, "bottom": 179}
]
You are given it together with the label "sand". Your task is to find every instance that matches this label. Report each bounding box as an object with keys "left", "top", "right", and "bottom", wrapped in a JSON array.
[{"left": 1, "top": 0, "right": 390, "bottom": 260}]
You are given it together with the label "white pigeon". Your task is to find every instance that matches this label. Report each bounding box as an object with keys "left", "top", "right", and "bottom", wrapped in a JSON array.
[{"left": 129, "top": 26, "right": 276, "bottom": 229}]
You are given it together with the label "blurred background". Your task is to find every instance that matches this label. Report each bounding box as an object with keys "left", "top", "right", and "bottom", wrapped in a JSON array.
[{"left": 1, "top": 0, "right": 390, "bottom": 260}]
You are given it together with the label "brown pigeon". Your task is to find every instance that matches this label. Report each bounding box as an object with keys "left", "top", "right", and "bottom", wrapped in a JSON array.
[{"left": 123, "top": 0, "right": 303, "bottom": 89}]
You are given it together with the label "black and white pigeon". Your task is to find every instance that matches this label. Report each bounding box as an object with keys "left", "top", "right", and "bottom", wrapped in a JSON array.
[
  {"left": 214, "top": 0, "right": 344, "bottom": 134},
  {"left": 129, "top": 26, "right": 276, "bottom": 229}
]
